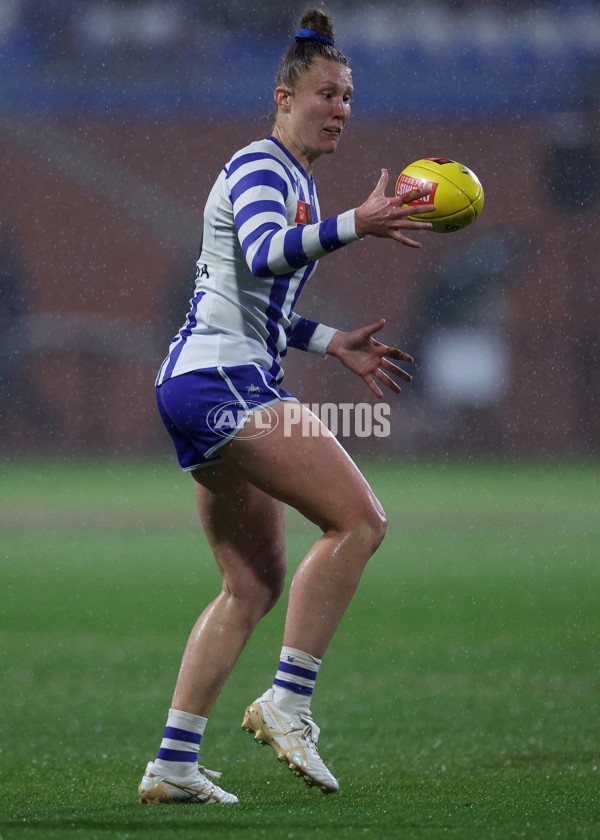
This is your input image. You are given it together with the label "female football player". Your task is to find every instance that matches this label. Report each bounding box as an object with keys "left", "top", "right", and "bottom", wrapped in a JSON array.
[{"left": 139, "top": 7, "right": 434, "bottom": 805}]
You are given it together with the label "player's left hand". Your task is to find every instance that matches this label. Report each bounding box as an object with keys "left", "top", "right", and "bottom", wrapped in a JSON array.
[{"left": 326, "top": 318, "right": 413, "bottom": 398}]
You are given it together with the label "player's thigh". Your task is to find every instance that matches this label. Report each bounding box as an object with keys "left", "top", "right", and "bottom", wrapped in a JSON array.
[
  {"left": 221, "top": 402, "right": 386, "bottom": 536},
  {"left": 192, "top": 462, "right": 287, "bottom": 598}
]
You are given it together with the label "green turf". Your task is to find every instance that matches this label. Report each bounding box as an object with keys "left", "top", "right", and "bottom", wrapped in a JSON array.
[{"left": 1, "top": 456, "right": 599, "bottom": 839}]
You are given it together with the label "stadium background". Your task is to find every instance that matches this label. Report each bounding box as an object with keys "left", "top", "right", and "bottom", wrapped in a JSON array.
[{"left": 1, "top": 0, "right": 599, "bottom": 459}]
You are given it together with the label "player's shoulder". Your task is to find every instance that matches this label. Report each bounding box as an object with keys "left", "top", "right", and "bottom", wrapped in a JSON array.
[{"left": 225, "top": 138, "right": 296, "bottom": 183}]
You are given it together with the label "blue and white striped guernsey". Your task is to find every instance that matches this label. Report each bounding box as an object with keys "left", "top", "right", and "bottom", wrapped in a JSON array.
[{"left": 156, "top": 136, "right": 361, "bottom": 386}]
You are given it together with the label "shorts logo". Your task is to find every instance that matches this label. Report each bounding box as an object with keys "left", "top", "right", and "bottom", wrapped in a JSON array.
[{"left": 207, "top": 400, "right": 279, "bottom": 439}]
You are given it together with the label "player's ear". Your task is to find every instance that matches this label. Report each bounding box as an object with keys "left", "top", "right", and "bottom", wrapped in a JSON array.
[{"left": 274, "top": 86, "right": 293, "bottom": 112}]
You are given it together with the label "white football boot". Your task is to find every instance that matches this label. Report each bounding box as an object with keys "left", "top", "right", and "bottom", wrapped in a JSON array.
[
  {"left": 241, "top": 688, "right": 339, "bottom": 792},
  {"left": 138, "top": 760, "right": 238, "bottom": 804}
]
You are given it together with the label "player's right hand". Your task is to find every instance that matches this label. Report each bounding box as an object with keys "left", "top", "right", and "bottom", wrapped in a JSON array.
[{"left": 354, "top": 169, "right": 435, "bottom": 248}]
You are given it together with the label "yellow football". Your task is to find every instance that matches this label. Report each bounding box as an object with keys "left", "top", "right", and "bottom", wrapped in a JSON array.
[{"left": 395, "top": 158, "right": 484, "bottom": 233}]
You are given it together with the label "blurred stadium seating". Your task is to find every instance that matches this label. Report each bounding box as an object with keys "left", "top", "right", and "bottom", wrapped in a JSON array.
[{"left": 1, "top": 1, "right": 599, "bottom": 115}]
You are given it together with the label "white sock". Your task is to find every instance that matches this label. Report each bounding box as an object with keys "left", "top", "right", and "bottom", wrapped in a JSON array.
[
  {"left": 153, "top": 708, "right": 207, "bottom": 777},
  {"left": 272, "top": 646, "right": 321, "bottom": 715}
]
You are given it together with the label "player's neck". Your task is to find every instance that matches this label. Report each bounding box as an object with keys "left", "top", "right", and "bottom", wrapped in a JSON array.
[{"left": 271, "top": 126, "right": 316, "bottom": 178}]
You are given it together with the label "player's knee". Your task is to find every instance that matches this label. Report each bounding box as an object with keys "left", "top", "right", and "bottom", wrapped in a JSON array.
[
  {"left": 256, "top": 541, "right": 287, "bottom": 610},
  {"left": 361, "top": 497, "right": 387, "bottom": 553},
  {"left": 228, "top": 549, "right": 286, "bottom": 620},
  {"left": 373, "top": 504, "right": 388, "bottom": 549},
  {"left": 243, "top": 579, "right": 284, "bottom": 624},
  {"left": 331, "top": 495, "right": 387, "bottom": 557},
  {"left": 255, "top": 557, "right": 286, "bottom": 614}
]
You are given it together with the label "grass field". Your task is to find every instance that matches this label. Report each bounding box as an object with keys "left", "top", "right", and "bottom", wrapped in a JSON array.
[{"left": 1, "top": 456, "right": 599, "bottom": 840}]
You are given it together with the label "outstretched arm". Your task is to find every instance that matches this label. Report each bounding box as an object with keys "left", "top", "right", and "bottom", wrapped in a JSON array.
[
  {"left": 355, "top": 170, "right": 434, "bottom": 248},
  {"left": 326, "top": 318, "right": 413, "bottom": 399},
  {"left": 231, "top": 154, "right": 435, "bottom": 279}
]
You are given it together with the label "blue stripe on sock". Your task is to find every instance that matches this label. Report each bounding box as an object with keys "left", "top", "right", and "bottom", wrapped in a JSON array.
[
  {"left": 157, "top": 748, "right": 198, "bottom": 762},
  {"left": 163, "top": 726, "right": 202, "bottom": 746},
  {"left": 277, "top": 660, "right": 318, "bottom": 681},
  {"left": 273, "top": 678, "right": 314, "bottom": 697}
]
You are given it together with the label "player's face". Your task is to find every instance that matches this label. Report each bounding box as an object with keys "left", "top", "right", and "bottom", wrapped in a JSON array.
[{"left": 275, "top": 57, "right": 353, "bottom": 173}]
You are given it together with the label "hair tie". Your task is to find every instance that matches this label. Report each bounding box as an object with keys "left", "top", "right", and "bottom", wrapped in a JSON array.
[{"left": 295, "top": 28, "right": 335, "bottom": 47}]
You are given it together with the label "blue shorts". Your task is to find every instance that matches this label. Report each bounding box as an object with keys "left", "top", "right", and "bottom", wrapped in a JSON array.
[{"left": 155, "top": 364, "right": 297, "bottom": 471}]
